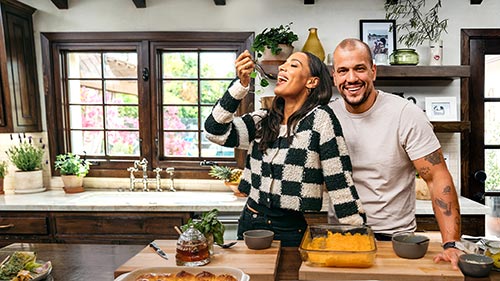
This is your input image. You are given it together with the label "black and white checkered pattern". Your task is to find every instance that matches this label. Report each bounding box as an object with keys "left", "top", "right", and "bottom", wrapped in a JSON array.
[{"left": 205, "top": 80, "right": 365, "bottom": 225}]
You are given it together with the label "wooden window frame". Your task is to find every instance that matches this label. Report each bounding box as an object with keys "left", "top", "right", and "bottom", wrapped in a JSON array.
[{"left": 41, "top": 32, "right": 254, "bottom": 179}]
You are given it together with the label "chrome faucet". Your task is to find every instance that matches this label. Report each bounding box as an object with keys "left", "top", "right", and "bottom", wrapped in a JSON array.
[{"left": 126, "top": 158, "right": 174, "bottom": 192}]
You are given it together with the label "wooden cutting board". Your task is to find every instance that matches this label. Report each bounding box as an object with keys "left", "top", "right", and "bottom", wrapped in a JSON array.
[
  {"left": 114, "top": 240, "right": 280, "bottom": 281},
  {"left": 299, "top": 241, "right": 464, "bottom": 281}
]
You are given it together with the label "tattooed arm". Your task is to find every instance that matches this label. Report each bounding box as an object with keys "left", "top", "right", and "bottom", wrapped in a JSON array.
[{"left": 413, "top": 148, "right": 462, "bottom": 269}]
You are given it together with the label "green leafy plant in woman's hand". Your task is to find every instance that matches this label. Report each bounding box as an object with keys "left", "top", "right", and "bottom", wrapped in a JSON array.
[{"left": 181, "top": 209, "right": 225, "bottom": 245}]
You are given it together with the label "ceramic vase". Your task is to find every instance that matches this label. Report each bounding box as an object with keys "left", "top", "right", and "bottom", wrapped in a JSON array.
[
  {"left": 429, "top": 40, "right": 443, "bottom": 65},
  {"left": 61, "top": 175, "right": 85, "bottom": 193},
  {"left": 302, "top": 27, "right": 325, "bottom": 62},
  {"left": 13, "top": 170, "right": 44, "bottom": 193}
]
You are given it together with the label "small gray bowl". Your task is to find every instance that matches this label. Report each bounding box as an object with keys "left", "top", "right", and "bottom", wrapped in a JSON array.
[
  {"left": 391, "top": 233, "right": 429, "bottom": 259},
  {"left": 458, "top": 253, "right": 493, "bottom": 278},
  {"left": 243, "top": 229, "right": 274, "bottom": 250}
]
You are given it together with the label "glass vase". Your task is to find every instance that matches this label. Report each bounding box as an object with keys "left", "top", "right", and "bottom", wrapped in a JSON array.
[
  {"left": 302, "top": 27, "right": 325, "bottom": 62},
  {"left": 389, "top": 49, "right": 419, "bottom": 65}
]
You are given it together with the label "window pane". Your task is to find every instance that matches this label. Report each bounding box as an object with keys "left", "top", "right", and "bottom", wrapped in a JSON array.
[
  {"left": 67, "top": 52, "right": 102, "bottom": 78},
  {"left": 163, "top": 81, "right": 198, "bottom": 104},
  {"left": 200, "top": 52, "right": 236, "bottom": 78},
  {"left": 163, "top": 52, "right": 198, "bottom": 78},
  {"left": 485, "top": 149, "right": 500, "bottom": 192},
  {"left": 105, "top": 106, "right": 139, "bottom": 129},
  {"left": 71, "top": 130, "right": 105, "bottom": 155},
  {"left": 485, "top": 103, "right": 500, "bottom": 145},
  {"left": 163, "top": 106, "right": 198, "bottom": 130},
  {"left": 200, "top": 80, "right": 232, "bottom": 104},
  {"left": 69, "top": 105, "right": 103, "bottom": 129},
  {"left": 68, "top": 82, "right": 103, "bottom": 104},
  {"left": 485, "top": 55, "right": 500, "bottom": 98},
  {"left": 164, "top": 132, "right": 198, "bottom": 157},
  {"left": 201, "top": 132, "right": 234, "bottom": 157},
  {"left": 104, "top": 52, "right": 137, "bottom": 78},
  {"left": 105, "top": 81, "right": 138, "bottom": 104},
  {"left": 200, "top": 106, "right": 213, "bottom": 126},
  {"left": 106, "top": 131, "right": 140, "bottom": 156}
]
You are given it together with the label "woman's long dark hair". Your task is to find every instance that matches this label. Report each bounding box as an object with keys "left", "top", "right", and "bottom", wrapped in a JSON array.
[{"left": 257, "top": 52, "right": 333, "bottom": 151}]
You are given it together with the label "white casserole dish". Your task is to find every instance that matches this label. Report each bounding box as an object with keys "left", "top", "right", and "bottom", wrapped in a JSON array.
[{"left": 114, "top": 266, "right": 250, "bottom": 281}]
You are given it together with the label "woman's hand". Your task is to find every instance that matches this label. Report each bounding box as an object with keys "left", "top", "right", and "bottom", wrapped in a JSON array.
[{"left": 235, "top": 50, "right": 255, "bottom": 87}]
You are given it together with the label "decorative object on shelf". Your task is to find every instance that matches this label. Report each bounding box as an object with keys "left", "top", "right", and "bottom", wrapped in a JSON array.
[
  {"left": 6, "top": 134, "right": 46, "bottom": 193},
  {"left": 429, "top": 39, "right": 443, "bottom": 65},
  {"left": 389, "top": 48, "right": 419, "bottom": 65},
  {"left": 180, "top": 209, "right": 225, "bottom": 257},
  {"left": 385, "top": 0, "right": 448, "bottom": 65},
  {"left": 251, "top": 22, "right": 298, "bottom": 61},
  {"left": 54, "top": 152, "right": 91, "bottom": 193},
  {"left": 302, "top": 27, "right": 325, "bottom": 62},
  {"left": 425, "top": 97, "right": 458, "bottom": 121},
  {"left": 0, "top": 161, "right": 7, "bottom": 194},
  {"left": 208, "top": 165, "right": 244, "bottom": 196},
  {"left": 359, "top": 19, "right": 396, "bottom": 65}
]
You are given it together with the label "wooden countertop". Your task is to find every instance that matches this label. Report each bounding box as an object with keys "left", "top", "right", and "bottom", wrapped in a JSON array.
[{"left": 114, "top": 240, "right": 281, "bottom": 281}]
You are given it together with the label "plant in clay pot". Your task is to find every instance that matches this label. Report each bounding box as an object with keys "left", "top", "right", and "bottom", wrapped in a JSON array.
[
  {"left": 0, "top": 161, "right": 8, "bottom": 194},
  {"left": 6, "top": 134, "right": 46, "bottom": 193},
  {"left": 54, "top": 152, "right": 90, "bottom": 193}
]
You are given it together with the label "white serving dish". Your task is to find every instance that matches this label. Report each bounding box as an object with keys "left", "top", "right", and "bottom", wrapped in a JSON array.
[{"left": 114, "top": 266, "right": 249, "bottom": 281}]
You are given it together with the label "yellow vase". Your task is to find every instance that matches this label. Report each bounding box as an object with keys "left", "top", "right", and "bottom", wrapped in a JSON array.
[{"left": 302, "top": 27, "right": 325, "bottom": 62}]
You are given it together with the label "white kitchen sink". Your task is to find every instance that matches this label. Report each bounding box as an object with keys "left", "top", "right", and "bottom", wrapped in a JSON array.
[{"left": 68, "top": 191, "right": 238, "bottom": 206}]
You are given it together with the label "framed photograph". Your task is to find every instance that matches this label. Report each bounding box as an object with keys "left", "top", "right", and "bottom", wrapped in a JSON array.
[
  {"left": 359, "top": 20, "right": 396, "bottom": 63},
  {"left": 425, "top": 97, "right": 458, "bottom": 121}
]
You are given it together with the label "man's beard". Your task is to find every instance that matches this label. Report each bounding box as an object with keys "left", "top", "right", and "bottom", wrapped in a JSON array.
[{"left": 341, "top": 83, "right": 372, "bottom": 108}]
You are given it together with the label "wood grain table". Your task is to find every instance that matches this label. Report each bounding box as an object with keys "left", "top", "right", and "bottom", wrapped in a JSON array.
[{"left": 114, "top": 239, "right": 281, "bottom": 281}]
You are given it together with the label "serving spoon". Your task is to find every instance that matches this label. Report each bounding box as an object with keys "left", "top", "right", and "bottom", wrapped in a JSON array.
[{"left": 216, "top": 241, "right": 237, "bottom": 249}]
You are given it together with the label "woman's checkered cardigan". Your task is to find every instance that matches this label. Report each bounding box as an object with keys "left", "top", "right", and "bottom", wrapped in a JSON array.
[{"left": 205, "top": 81, "right": 365, "bottom": 225}]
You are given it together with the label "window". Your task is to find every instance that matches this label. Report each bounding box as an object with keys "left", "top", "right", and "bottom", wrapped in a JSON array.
[{"left": 42, "top": 32, "right": 254, "bottom": 178}]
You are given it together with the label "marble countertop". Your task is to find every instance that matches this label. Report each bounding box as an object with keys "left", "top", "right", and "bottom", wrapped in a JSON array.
[{"left": 0, "top": 190, "right": 490, "bottom": 215}]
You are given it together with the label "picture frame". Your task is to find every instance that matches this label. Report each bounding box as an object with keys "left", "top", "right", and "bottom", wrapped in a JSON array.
[
  {"left": 359, "top": 20, "right": 396, "bottom": 64},
  {"left": 425, "top": 97, "right": 458, "bottom": 121}
]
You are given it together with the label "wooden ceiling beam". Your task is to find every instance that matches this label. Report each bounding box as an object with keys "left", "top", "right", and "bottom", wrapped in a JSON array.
[
  {"left": 50, "top": 0, "right": 68, "bottom": 9},
  {"left": 214, "top": 0, "right": 226, "bottom": 5},
  {"left": 132, "top": 0, "right": 146, "bottom": 8},
  {"left": 304, "top": 0, "right": 315, "bottom": 4}
]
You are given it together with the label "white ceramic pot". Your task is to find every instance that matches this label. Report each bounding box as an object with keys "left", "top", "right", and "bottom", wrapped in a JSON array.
[
  {"left": 13, "top": 170, "right": 44, "bottom": 193},
  {"left": 61, "top": 175, "right": 85, "bottom": 193},
  {"left": 429, "top": 40, "right": 443, "bottom": 65},
  {"left": 259, "top": 44, "right": 293, "bottom": 62}
]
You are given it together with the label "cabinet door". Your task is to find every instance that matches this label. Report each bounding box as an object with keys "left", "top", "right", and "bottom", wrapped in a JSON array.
[{"left": 0, "top": 0, "right": 41, "bottom": 132}]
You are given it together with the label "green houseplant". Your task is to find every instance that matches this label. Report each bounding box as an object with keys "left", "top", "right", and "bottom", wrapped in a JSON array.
[
  {"left": 181, "top": 208, "right": 225, "bottom": 255},
  {"left": 251, "top": 22, "right": 298, "bottom": 59},
  {"left": 54, "top": 152, "right": 90, "bottom": 193},
  {"left": 0, "top": 161, "right": 7, "bottom": 194},
  {"left": 5, "top": 136, "right": 45, "bottom": 193}
]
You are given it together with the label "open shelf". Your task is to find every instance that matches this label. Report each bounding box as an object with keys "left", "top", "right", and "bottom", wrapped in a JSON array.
[
  {"left": 326, "top": 65, "right": 470, "bottom": 79},
  {"left": 432, "top": 121, "right": 471, "bottom": 133}
]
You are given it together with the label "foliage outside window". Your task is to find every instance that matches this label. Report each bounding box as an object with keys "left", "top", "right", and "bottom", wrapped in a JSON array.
[{"left": 484, "top": 55, "right": 500, "bottom": 192}]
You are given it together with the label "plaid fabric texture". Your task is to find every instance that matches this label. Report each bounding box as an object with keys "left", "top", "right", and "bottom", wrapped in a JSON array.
[{"left": 205, "top": 80, "right": 365, "bottom": 225}]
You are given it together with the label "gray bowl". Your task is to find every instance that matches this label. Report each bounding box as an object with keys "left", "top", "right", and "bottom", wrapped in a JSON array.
[
  {"left": 459, "top": 253, "right": 493, "bottom": 278},
  {"left": 243, "top": 229, "right": 274, "bottom": 250},
  {"left": 391, "top": 233, "right": 429, "bottom": 259}
]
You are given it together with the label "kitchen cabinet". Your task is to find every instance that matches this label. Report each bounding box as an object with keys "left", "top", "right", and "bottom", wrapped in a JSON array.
[
  {"left": 0, "top": 0, "right": 41, "bottom": 133},
  {"left": 0, "top": 211, "right": 191, "bottom": 246}
]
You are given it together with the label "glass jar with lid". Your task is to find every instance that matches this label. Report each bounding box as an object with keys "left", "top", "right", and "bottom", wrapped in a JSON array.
[
  {"left": 389, "top": 49, "right": 419, "bottom": 65},
  {"left": 175, "top": 226, "right": 210, "bottom": 266}
]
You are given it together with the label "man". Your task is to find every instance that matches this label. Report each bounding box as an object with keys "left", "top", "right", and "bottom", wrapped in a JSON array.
[{"left": 329, "top": 38, "right": 462, "bottom": 268}]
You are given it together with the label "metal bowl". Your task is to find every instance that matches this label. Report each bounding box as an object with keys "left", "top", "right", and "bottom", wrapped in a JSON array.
[{"left": 458, "top": 253, "right": 493, "bottom": 278}]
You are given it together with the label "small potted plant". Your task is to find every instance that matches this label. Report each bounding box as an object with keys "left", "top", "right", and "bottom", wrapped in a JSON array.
[
  {"left": 0, "top": 161, "right": 8, "bottom": 194},
  {"left": 252, "top": 22, "right": 298, "bottom": 61},
  {"left": 6, "top": 135, "right": 45, "bottom": 193},
  {"left": 54, "top": 152, "right": 90, "bottom": 193}
]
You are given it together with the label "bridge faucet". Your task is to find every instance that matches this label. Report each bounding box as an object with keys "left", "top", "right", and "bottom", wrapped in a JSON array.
[{"left": 127, "top": 158, "right": 165, "bottom": 192}]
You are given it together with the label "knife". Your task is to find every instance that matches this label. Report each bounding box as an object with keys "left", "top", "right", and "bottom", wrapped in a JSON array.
[{"left": 149, "top": 241, "right": 169, "bottom": 260}]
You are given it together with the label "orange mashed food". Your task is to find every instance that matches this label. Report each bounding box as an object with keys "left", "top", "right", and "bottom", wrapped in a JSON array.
[{"left": 302, "top": 232, "right": 375, "bottom": 267}]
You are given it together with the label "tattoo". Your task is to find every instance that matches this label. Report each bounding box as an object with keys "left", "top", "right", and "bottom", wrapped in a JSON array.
[
  {"left": 435, "top": 198, "right": 452, "bottom": 216},
  {"left": 418, "top": 167, "right": 430, "bottom": 178},
  {"left": 442, "top": 185, "right": 451, "bottom": 194},
  {"left": 424, "top": 151, "right": 442, "bottom": 166}
]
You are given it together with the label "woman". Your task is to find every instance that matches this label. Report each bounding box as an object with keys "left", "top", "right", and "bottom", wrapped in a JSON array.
[{"left": 205, "top": 50, "right": 365, "bottom": 247}]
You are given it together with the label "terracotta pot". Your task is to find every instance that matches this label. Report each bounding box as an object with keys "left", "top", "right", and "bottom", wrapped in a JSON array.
[
  {"left": 0, "top": 178, "right": 4, "bottom": 195},
  {"left": 13, "top": 170, "right": 44, "bottom": 193},
  {"left": 223, "top": 181, "right": 245, "bottom": 197},
  {"left": 61, "top": 175, "right": 85, "bottom": 193}
]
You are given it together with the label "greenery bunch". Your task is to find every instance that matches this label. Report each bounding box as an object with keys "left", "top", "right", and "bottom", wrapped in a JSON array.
[
  {"left": 385, "top": 0, "right": 448, "bottom": 47},
  {"left": 181, "top": 208, "right": 225, "bottom": 245},
  {"left": 6, "top": 136, "right": 45, "bottom": 171},
  {"left": 251, "top": 22, "right": 299, "bottom": 58},
  {"left": 0, "top": 161, "right": 8, "bottom": 178},
  {"left": 54, "top": 152, "right": 91, "bottom": 177}
]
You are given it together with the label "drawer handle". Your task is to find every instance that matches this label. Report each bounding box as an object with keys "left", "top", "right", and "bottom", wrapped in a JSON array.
[{"left": 0, "top": 224, "right": 14, "bottom": 229}]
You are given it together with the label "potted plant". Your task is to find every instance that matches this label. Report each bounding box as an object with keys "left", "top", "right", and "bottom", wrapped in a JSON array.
[
  {"left": 180, "top": 208, "right": 225, "bottom": 256},
  {"left": 54, "top": 152, "right": 90, "bottom": 193},
  {"left": 6, "top": 136, "right": 45, "bottom": 193},
  {"left": 385, "top": 0, "right": 448, "bottom": 65},
  {"left": 252, "top": 22, "right": 298, "bottom": 61},
  {"left": 0, "top": 161, "right": 8, "bottom": 194}
]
